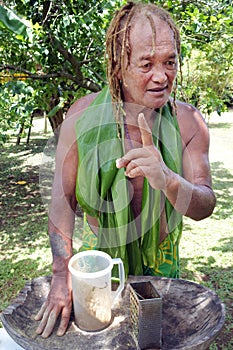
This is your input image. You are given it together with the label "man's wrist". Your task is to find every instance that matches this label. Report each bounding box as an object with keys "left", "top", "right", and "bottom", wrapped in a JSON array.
[
  {"left": 163, "top": 167, "right": 183, "bottom": 204},
  {"left": 52, "top": 256, "right": 72, "bottom": 275}
]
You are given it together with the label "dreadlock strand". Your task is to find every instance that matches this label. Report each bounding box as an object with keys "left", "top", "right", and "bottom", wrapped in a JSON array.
[
  {"left": 105, "top": 3, "right": 137, "bottom": 130},
  {"left": 120, "top": 6, "right": 136, "bottom": 88},
  {"left": 146, "top": 13, "right": 156, "bottom": 56},
  {"left": 106, "top": 3, "right": 135, "bottom": 102},
  {"left": 105, "top": 1, "right": 182, "bottom": 122}
]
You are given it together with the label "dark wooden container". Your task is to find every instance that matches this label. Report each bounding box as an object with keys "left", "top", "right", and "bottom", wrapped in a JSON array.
[{"left": 1, "top": 276, "right": 225, "bottom": 350}]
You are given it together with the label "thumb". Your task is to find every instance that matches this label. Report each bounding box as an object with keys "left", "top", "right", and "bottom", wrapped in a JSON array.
[{"left": 138, "top": 113, "right": 153, "bottom": 147}]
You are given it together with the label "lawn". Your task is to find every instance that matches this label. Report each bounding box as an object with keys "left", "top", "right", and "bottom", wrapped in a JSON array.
[
  {"left": 0, "top": 111, "right": 233, "bottom": 349},
  {"left": 180, "top": 111, "right": 233, "bottom": 349}
]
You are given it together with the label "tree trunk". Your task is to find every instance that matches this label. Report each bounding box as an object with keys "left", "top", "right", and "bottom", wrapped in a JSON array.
[
  {"left": 16, "top": 123, "right": 24, "bottom": 145},
  {"left": 26, "top": 114, "right": 34, "bottom": 144},
  {"left": 48, "top": 96, "right": 65, "bottom": 142}
]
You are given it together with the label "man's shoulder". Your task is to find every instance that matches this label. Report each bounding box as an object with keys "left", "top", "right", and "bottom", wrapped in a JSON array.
[
  {"left": 175, "top": 100, "right": 198, "bottom": 117},
  {"left": 174, "top": 100, "right": 209, "bottom": 146},
  {"left": 175, "top": 99, "right": 207, "bottom": 126},
  {"left": 66, "top": 92, "right": 100, "bottom": 120},
  {"left": 59, "top": 92, "right": 100, "bottom": 139}
]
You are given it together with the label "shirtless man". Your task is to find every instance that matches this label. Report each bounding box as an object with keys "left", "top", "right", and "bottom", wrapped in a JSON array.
[{"left": 35, "top": 1, "right": 216, "bottom": 338}]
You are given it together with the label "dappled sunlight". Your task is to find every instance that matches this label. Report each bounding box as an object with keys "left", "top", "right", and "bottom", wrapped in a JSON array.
[
  {"left": 0, "top": 136, "right": 52, "bottom": 317},
  {"left": 1, "top": 231, "right": 50, "bottom": 260},
  {"left": 210, "top": 161, "right": 233, "bottom": 220},
  {"left": 180, "top": 111, "right": 233, "bottom": 348}
]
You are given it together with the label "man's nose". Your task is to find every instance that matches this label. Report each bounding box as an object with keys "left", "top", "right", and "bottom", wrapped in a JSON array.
[{"left": 151, "top": 64, "right": 167, "bottom": 83}]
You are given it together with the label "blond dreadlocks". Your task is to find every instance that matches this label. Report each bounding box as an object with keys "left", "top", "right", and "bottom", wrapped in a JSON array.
[{"left": 105, "top": 1, "right": 182, "bottom": 120}]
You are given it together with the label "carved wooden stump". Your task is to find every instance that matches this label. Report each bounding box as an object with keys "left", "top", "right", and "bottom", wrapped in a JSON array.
[{"left": 1, "top": 276, "right": 225, "bottom": 350}]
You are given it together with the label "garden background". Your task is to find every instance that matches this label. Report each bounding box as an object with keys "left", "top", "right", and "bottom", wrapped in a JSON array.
[{"left": 0, "top": 1, "right": 233, "bottom": 349}]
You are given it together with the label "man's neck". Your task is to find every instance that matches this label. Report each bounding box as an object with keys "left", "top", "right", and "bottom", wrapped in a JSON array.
[{"left": 123, "top": 102, "right": 160, "bottom": 126}]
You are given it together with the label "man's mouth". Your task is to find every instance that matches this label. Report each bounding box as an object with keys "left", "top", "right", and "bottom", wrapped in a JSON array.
[{"left": 147, "top": 86, "right": 168, "bottom": 93}]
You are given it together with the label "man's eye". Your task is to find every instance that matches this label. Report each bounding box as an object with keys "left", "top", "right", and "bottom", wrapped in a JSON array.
[
  {"left": 140, "top": 62, "right": 152, "bottom": 71},
  {"left": 166, "top": 61, "right": 177, "bottom": 69}
]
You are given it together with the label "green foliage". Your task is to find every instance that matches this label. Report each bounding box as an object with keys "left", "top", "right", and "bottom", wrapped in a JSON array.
[
  {"left": 144, "top": 0, "right": 233, "bottom": 115},
  {"left": 0, "top": 81, "right": 33, "bottom": 143},
  {"left": 0, "top": 79, "right": 55, "bottom": 144},
  {"left": 0, "top": 4, "right": 32, "bottom": 40},
  {"left": 170, "top": 0, "right": 233, "bottom": 116},
  {"left": 0, "top": 0, "right": 232, "bottom": 141},
  {"left": 0, "top": 0, "right": 126, "bottom": 142},
  {"left": 179, "top": 44, "right": 233, "bottom": 117}
]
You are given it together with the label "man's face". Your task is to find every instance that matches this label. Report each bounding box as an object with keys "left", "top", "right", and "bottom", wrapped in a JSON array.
[{"left": 120, "top": 16, "right": 178, "bottom": 109}]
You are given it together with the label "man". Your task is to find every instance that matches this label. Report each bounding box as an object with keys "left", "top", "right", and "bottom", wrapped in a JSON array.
[{"left": 35, "top": 1, "right": 216, "bottom": 338}]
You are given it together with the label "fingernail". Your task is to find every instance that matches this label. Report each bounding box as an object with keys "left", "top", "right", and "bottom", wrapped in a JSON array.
[
  {"left": 57, "top": 330, "right": 65, "bottom": 337},
  {"left": 138, "top": 113, "right": 144, "bottom": 119},
  {"left": 35, "top": 327, "right": 41, "bottom": 335},
  {"left": 41, "top": 332, "right": 49, "bottom": 339},
  {"left": 116, "top": 158, "right": 121, "bottom": 168}
]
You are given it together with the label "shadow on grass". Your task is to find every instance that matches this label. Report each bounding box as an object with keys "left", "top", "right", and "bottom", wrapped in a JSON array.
[
  {"left": 0, "top": 138, "right": 50, "bottom": 252},
  {"left": 0, "top": 257, "right": 51, "bottom": 312},
  {"left": 208, "top": 122, "right": 232, "bottom": 129},
  {"left": 180, "top": 160, "right": 233, "bottom": 349},
  {"left": 210, "top": 161, "right": 233, "bottom": 220},
  {"left": 0, "top": 138, "right": 53, "bottom": 314},
  {"left": 211, "top": 236, "right": 233, "bottom": 253},
  {"left": 180, "top": 160, "right": 233, "bottom": 277}
]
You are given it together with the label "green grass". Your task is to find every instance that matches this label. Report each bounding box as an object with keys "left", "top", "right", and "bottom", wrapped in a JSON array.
[
  {"left": 180, "top": 113, "right": 233, "bottom": 349},
  {"left": 0, "top": 136, "right": 53, "bottom": 312},
  {"left": 0, "top": 113, "right": 233, "bottom": 349}
]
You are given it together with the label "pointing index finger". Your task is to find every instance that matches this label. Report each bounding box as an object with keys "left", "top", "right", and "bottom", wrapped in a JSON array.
[{"left": 138, "top": 113, "right": 153, "bottom": 147}]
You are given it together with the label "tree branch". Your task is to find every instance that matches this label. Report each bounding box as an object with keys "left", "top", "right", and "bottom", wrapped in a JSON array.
[
  {"left": 0, "top": 64, "right": 101, "bottom": 92},
  {"left": 49, "top": 33, "right": 83, "bottom": 79},
  {"left": 87, "top": 67, "right": 107, "bottom": 84}
]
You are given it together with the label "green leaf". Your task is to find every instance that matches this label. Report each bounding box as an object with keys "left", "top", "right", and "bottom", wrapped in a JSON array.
[
  {"left": 0, "top": 5, "right": 32, "bottom": 40},
  {"left": 47, "top": 98, "right": 65, "bottom": 118}
]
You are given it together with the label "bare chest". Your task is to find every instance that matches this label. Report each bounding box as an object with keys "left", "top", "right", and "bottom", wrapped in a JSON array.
[
  {"left": 123, "top": 122, "right": 168, "bottom": 241},
  {"left": 124, "top": 126, "right": 144, "bottom": 217}
]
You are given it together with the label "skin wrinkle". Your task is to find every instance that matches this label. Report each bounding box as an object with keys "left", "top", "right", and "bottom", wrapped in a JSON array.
[
  {"left": 106, "top": 2, "right": 181, "bottom": 104},
  {"left": 49, "top": 232, "right": 69, "bottom": 258},
  {"left": 105, "top": 2, "right": 182, "bottom": 135}
]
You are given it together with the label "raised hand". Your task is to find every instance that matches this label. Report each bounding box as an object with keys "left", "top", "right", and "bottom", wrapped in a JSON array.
[{"left": 116, "top": 113, "right": 169, "bottom": 191}]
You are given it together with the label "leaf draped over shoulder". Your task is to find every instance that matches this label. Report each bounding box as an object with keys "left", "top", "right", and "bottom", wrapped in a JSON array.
[{"left": 76, "top": 86, "right": 183, "bottom": 277}]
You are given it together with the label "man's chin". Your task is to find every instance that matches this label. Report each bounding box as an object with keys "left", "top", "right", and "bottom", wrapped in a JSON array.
[{"left": 145, "top": 97, "right": 170, "bottom": 110}]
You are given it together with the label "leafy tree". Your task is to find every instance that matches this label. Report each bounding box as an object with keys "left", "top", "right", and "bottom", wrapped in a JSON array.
[
  {"left": 0, "top": 0, "right": 126, "bottom": 142},
  {"left": 167, "top": 0, "right": 233, "bottom": 116},
  {"left": 0, "top": 0, "right": 232, "bottom": 143}
]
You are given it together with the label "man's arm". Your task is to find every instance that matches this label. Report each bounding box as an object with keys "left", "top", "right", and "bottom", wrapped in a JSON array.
[
  {"left": 35, "top": 92, "right": 98, "bottom": 338},
  {"left": 116, "top": 107, "right": 216, "bottom": 220},
  {"left": 35, "top": 115, "right": 78, "bottom": 338},
  {"left": 164, "top": 102, "right": 216, "bottom": 220}
]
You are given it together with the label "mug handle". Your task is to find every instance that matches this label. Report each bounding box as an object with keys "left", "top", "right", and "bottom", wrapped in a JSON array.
[{"left": 111, "top": 258, "right": 125, "bottom": 304}]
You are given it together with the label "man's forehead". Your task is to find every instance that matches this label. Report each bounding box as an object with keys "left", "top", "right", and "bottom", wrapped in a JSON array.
[
  {"left": 131, "top": 12, "right": 168, "bottom": 27},
  {"left": 129, "top": 14, "right": 174, "bottom": 41},
  {"left": 139, "top": 51, "right": 177, "bottom": 60},
  {"left": 128, "top": 19, "right": 175, "bottom": 56}
]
